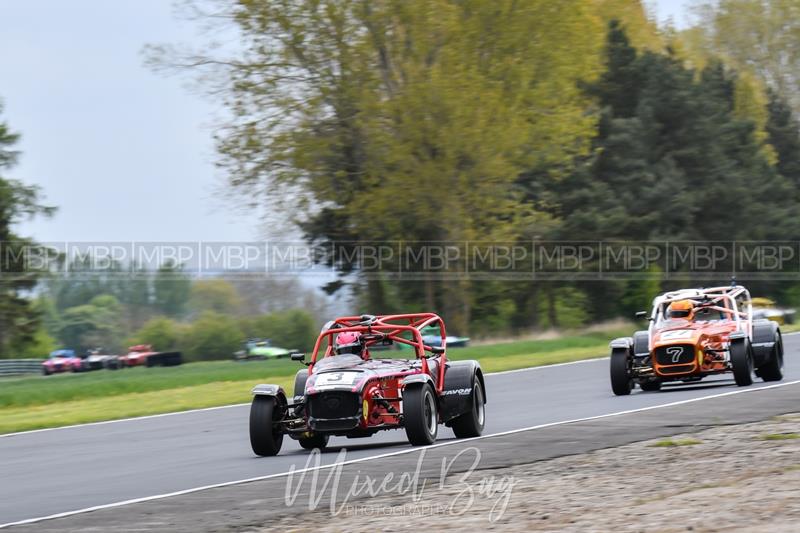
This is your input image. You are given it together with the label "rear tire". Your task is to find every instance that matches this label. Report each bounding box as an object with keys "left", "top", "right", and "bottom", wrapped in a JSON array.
[
  {"left": 298, "top": 433, "right": 329, "bottom": 450},
  {"left": 759, "top": 331, "right": 784, "bottom": 382},
  {"left": 639, "top": 380, "right": 662, "bottom": 392},
  {"left": 730, "top": 339, "right": 754, "bottom": 387},
  {"left": 404, "top": 383, "right": 438, "bottom": 445},
  {"left": 610, "top": 348, "right": 633, "bottom": 396},
  {"left": 249, "top": 396, "right": 284, "bottom": 456},
  {"left": 451, "top": 377, "right": 485, "bottom": 438}
]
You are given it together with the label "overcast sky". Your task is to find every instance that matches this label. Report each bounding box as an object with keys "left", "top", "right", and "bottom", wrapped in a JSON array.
[{"left": 0, "top": 0, "right": 689, "bottom": 244}]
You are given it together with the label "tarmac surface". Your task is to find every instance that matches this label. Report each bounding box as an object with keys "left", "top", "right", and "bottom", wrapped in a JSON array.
[{"left": 2, "top": 334, "right": 799, "bottom": 530}]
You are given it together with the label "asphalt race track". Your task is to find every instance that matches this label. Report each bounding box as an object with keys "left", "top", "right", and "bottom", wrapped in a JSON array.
[{"left": 2, "top": 334, "right": 800, "bottom": 529}]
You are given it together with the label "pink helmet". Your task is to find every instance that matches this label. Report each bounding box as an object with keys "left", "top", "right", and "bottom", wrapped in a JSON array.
[{"left": 334, "top": 331, "right": 363, "bottom": 356}]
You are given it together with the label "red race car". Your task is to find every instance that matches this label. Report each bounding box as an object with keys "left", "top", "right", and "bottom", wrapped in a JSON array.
[
  {"left": 249, "top": 313, "right": 487, "bottom": 456},
  {"left": 119, "top": 345, "right": 183, "bottom": 368}
]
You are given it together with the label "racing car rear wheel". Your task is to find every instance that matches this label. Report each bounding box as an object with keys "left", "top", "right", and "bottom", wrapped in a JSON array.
[
  {"left": 758, "top": 331, "right": 784, "bottom": 382},
  {"left": 730, "top": 339, "right": 754, "bottom": 387},
  {"left": 610, "top": 348, "right": 633, "bottom": 396},
  {"left": 404, "top": 383, "right": 438, "bottom": 445},
  {"left": 639, "top": 380, "right": 662, "bottom": 392},
  {"left": 451, "top": 377, "right": 485, "bottom": 438},
  {"left": 298, "top": 433, "right": 329, "bottom": 450},
  {"left": 250, "top": 396, "right": 285, "bottom": 456}
]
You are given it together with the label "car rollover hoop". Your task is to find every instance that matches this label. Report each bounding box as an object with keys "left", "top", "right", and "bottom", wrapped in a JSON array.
[{"left": 248, "top": 313, "right": 487, "bottom": 456}]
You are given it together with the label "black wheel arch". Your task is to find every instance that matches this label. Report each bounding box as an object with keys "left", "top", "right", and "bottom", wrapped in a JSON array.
[{"left": 438, "top": 360, "right": 484, "bottom": 423}]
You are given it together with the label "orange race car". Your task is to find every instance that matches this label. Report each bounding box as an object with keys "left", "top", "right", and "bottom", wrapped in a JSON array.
[{"left": 609, "top": 284, "right": 784, "bottom": 395}]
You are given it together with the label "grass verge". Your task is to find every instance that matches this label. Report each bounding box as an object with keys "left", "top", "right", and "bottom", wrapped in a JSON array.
[
  {"left": 649, "top": 438, "right": 703, "bottom": 447},
  {"left": 758, "top": 433, "right": 800, "bottom": 441},
  {"left": 0, "top": 329, "right": 624, "bottom": 434}
]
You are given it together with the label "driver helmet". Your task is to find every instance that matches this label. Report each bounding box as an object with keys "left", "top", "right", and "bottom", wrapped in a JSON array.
[
  {"left": 333, "top": 332, "right": 364, "bottom": 356},
  {"left": 667, "top": 299, "right": 694, "bottom": 320}
]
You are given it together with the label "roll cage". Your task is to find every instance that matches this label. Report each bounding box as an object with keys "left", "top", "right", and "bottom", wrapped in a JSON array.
[
  {"left": 647, "top": 285, "right": 753, "bottom": 346},
  {"left": 308, "top": 313, "right": 448, "bottom": 392}
]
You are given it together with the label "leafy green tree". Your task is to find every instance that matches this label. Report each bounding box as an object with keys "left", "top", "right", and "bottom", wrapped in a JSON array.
[
  {"left": 58, "top": 294, "right": 124, "bottom": 353},
  {"left": 153, "top": 260, "right": 191, "bottom": 317},
  {"left": 188, "top": 279, "right": 243, "bottom": 316},
  {"left": 0, "top": 101, "right": 54, "bottom": 357},
  {"left": 151, "top": 0, "right": 606, "bottom": 333},
  {"left": 620, "top": 266, "right": 663, "bottom": 317},
  {"left": 239, "top": 309, "right": 318, "bottom": 352},
  {"left": 12, "top": 327, "right": 57, "bottom": 358},
  {"left": 127, "top": 316, "right": 183, "bottom": 351},
  {"left": 688, "top": 0, "right": 800, "bottom": 113},
  {"left": 180, "top": 311, "right": 242, "bottom": 361},
  {"left": 33, "top": 295, "right": 61, "bottom": 341},
  {"left": 537, "top": 287, "right": 590, "bottom": 330}
]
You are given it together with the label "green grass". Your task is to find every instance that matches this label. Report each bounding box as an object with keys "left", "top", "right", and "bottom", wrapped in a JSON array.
[
  {"left": 649, "top": 438, "right": 703, "bottom": 447},
  {"left": 0, "top": 359, "right": 304, "bottom": 409},
  {"left": 780, "top": 322, "right": 800, "bottom": 333},
  {"left": 0, "top": 328, "right": 625, "bottom": 434},
  {"left": 758, "top": 433, "right": 800, "bottom": 441}
]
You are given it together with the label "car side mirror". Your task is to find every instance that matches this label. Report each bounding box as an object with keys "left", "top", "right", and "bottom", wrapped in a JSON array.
[
  {"left": 430, "top": 346, "right": 445, "bottom": 355},
  {"left": 290, "top": 352, "right": 306, "bottom": 363},
  {"left": 635, "top": 311, "right": 649, "bottom": 320}
]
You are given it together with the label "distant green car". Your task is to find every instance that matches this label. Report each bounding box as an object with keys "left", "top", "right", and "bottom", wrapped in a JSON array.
[
  {"left": 397, "top": 326, "right": 470, "bottom": 351},
  {"left": 234, "top": 339, "right": 292, "bottom": 361}
]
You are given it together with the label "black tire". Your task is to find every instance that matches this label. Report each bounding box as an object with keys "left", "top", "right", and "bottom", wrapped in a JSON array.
[
  {"left": 451, "top": 376, "right": 486, "bottom": 438},
  {"left": 759, "top": 331, "right": 784, "bottom": 382},
  {"left": 298, "top": 433, "right": 329, "bottom": 450},
  {"left": 639, "top": 380, "right": 662, "bottom": 392},
  {"left": 730, "top": 339, "right": 754, "bottom": 387},
  {"left": 249, "top": 395, "right": 284, "bottom": 456},
  {"left": 610, "top": 348, "right": 633, "bottom": 396},
  {"left": 42, "top": 367, "right": 50, "bottom": 376},
  {"left": 404, "top": 383, "right": 438, "bottom": 445}
]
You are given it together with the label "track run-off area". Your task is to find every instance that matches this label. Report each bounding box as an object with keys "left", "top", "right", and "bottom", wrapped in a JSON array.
[{"left": 2, "top": 333, "right": 800, "bottom": 528}]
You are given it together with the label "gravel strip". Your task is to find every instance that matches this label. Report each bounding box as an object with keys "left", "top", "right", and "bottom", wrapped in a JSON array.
[{"left": 264, "top": 414, "right": 800, "bottom": 532}]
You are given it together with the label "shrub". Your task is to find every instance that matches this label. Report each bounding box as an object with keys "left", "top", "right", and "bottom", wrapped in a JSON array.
[{"left": 180, "top": 311, "right": 243, "bottom": 361}]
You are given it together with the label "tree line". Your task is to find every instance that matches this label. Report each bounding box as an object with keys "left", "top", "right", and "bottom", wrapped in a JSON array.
[
  {"left": 3, "top": 0, "right": 800, "bottom": 355},
  {"left": 151, "top": 0, "right": 800, "bottom": 334}
]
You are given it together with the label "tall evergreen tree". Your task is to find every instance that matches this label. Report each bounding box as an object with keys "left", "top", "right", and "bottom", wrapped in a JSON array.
[{"left": 0, "top": 101, "right": 54, "bottom": 356}]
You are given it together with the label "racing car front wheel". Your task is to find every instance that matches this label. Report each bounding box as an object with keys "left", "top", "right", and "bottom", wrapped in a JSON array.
[
  {"left": 730, "top": 339, "right": 754, "bottom": 387},
  {"left": 610, "top": 348, "right": 633, "bottom": 396},
  {"left": 250, "top": 396, "right": 285, "bottom": 456},
  {"left": 404, "top": 383, "right": 438, "bottom": 445},
  {"left": 451, "top": 377, "right": 485, "bottom": 438}
]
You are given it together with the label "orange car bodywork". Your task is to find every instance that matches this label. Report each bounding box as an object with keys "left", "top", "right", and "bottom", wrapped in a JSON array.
[{"left": 650, "top": 320, "right": 737, "bottom": 378}]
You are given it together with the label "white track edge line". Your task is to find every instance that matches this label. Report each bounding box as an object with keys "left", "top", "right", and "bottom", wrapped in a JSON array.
[
  {"left": 0, "top": 357, "right": 612, "bottom": 438},
  {"left": 2, "top": 378, "right": 799, "bottom": 529}
]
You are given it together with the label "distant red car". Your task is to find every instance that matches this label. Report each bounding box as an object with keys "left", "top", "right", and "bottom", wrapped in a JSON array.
[
  {"left": 42, "top": 350, "right": 83, "bottom": 375},
  {"left": 119, "top": 345, "right": 153, "bottom": 367},
  {"left": 119, "top": 345, "right": 183, "bottom": 368}
]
